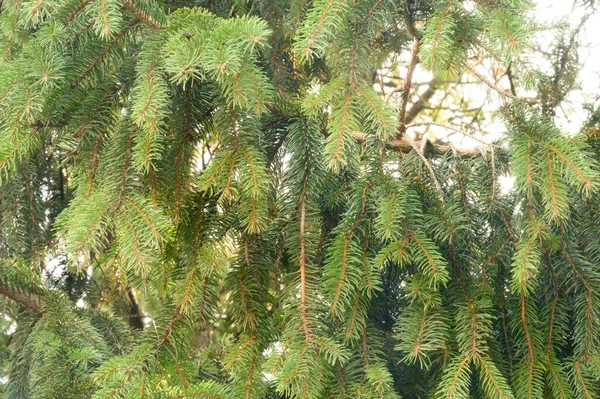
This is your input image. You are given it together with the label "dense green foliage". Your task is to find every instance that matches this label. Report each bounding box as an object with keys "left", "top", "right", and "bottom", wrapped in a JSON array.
[{"left": 1, "top": 0, "right": 600, "bottom": 398}]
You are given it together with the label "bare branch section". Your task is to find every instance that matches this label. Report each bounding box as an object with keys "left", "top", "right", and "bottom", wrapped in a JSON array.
[
  {"left": 399, "top": 38, "right": 421, "bottom": 136},
  {"left": 352, "top": 131, "right": 483, "bottom": 155},
  {"left": 405, "top": 78, "right": 438, "bottom": 125},
  {"left": 466, "top": 65, "right": 537, "bottom": 105}
]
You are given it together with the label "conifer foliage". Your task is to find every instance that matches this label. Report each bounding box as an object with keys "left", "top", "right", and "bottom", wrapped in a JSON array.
[{"left": 1, "top": 0, "right": 600, "bottom": 398}]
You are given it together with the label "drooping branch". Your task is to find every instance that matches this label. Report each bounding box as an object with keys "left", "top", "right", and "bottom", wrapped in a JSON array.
[
  {"left": 0, "top": 273, "right": 44, "bottom": 315},
  {"left": 406, "top": 139, "right": 444, "bottom": 199},
  {"left": 71, "top": 22, "right": 139, "bottom": 88},
  {"left": 298, "top": 194, "right": 311, "bottom": 344}
]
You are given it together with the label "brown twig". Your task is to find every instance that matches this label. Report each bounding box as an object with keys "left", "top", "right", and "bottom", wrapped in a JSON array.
[
  {"left": 466, "top": 64, "right": 537, "bottom": 105},
  {"left": 351, "top": 131, "right": 482, "bottom": 155},
  {"left": 404, "top": 78, "right": 438, "bottom": 125},
  {"left": 0, "top": 267, "right": 44, "bottom": 315},
  {"left": 408, "top": 136, "right": 444, "bottom": 198},
  {"left": 119, "top": 0, "right": 163, "bottom": 29},
  {"left": 71, "top": 21, "right": 138, "bottom": 88},
  {"left": 399, "top": 38, "right": 421, "bottom": 136}
]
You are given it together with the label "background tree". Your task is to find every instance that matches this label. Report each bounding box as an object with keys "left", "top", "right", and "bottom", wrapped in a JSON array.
[{"left": 0, "top": 0, "right": 600, "bottom": 398}]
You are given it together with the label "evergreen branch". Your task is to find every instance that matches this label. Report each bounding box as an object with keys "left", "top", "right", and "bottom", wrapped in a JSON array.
[
  {"left": 440, "top": 355, "right": 470, "bottom": 399},
  {"left": 198, "top": 152, "right": 235, "bottom": 193},
  {"left": 546, "top": 152, "right": 560, "bottom": 219},
  {"left": 225, "top": 335, "right": 256, "bottom": 369},
  {"left": 239, "top": 148, "right": 262, "bottom": 196},
  {"left": 280, "top": 346, "right": 307, "bottom": 385},
  {"left": 328, "top": 90, "right": 353, "bottom": 170},
  {"left": 119, "top": 0, "right": 162, "bottom": 29},
  {"left": 345, "top": 291, "right": 361, "bottom": 341},
  {"left": 409, "top": 232, "right": 440, "bottom": 278},
  {"left": 302, "top": 0, "right": 336, "bottom": 59},
  {"left": 330, "top": 235, "right": 350, "bottom": 315},
  {"left": 355, "top": 86, "right": 392, "bottom": 132},
  {"left": 268, "top": 344, "right": 290, "bottom": 375},
  {"left": 573, "top": 359, "right": 593, "bottom": 399},
  {"left": 117, "top": 207, "right": 151, "bottom": 276},
  {"left": 562, "top": 249, "right": 594, "bottom": 356},
  {"left": 360, "top": 226, "right": 374, "bottom": 293},
  {"left": 1, "top": 25, "right": 18, "bottom": 64},
  {"left": 520, "top": 296, "right": 535, "bottom": 362},
  {"left": 98, "top": 0, "right": 117, "bottom": 38},
  {"left": 546, "top": 295, "right": 558, "bottom": 356},
  {"left": 511, "top": 237, "right": 540, "bottom": 295},
  {"left": 71, "top": 21, "right": 138, "bottom": 88},
  {"left": 0, "top": 130, "right": 41, "bottom": 179},
  {"left": 85, "top": 132, "right": 105, "bottom": 199},
  {"left": 63, "top": 0, "right": 93, "bottom": 25},
  {"left": 1, "top": 3, "right": 597, "bottom": 398},
  {"left": 428, "top": 1, "right": 451, "bottom": 65},
  {"left": 123, "top": 197, "right": 163, "bottom": 242},
  {"left": 0, "top": 271, "right": 44, "bottom": 314},
  {"left": 156, "top": 305, "right": 182, "bottom": 348},
  {"left": 73, "top": 201, "right": 112, "bottom": 256},
  {"left": 304, "top": 80, "right": 345, "bottom": 110},
  {"left": 478, "top": 355, "right": 514, "bottom": 399},
  {"left": 298, "top": 194, "right": 311, "bottom": 343},
  {"left": 548, "top": 143, "right": 593, "bottom": 189},
  {"left": 244, "top": 353, "right": 257, "bottom": 399},
  {"left": 0, "top": 80, "right": 17, "bottom": 103},
  {"left": 289, "top": 0, "right": 308, "bottom": 34},
  {"left": 546, "top": 357, "right": 570, "bottom": 399},
  {"left": 521, "top": 136, "right": 535, "bottom": 201}
]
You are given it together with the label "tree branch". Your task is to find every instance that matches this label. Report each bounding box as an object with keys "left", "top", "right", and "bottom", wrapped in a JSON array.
[
  {"left": 119, "top": 0, "right": 163, "bottom": 29},
  {"left": 71, "top": 22, "right": 138, "bottom": 88},
  {"left": 352, "top": 131, "right": 483, "bottom": 156},
  {"left": 408, "top": 136, "right": 444, "bottom": 198},
  {"left": 466, "top": 65, "right": 537, "bottom": 105},
  {"left": 405, "top": 78, "right": 438, "bottom": 125},
  {"left": 0, "top": 274, "right": 44, "bottom": 315},
  {"left": 399, "top": 38, "right": 421, "bottom": 136}
]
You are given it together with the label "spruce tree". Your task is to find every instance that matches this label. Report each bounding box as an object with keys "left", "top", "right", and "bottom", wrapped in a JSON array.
[{"left": 0, "top": 0, "right": 599, "bottom": 398}]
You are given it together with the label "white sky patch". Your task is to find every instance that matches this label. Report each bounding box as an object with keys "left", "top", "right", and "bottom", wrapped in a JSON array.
[
  {"left": 498, "top": 175, "right": 516, "bottom": 194},
  {"left": 46, "top": 255, "right": 66, "bottom": 280},
  {"left": 3, "top": 315, "right": 16, "bottom": 335}
]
